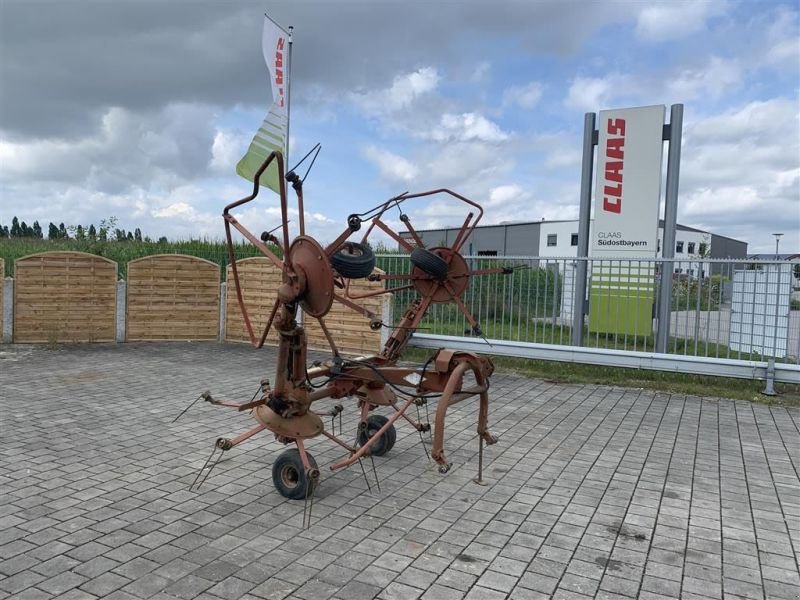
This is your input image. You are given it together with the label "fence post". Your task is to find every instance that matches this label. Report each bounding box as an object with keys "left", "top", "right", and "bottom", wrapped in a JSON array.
[
  {"left": 3, "top": 278, "right": 13, "bottom": 343},
  {"left": 116, "top": 279, "right": 126, "bottom": 343},
  {"left": 656, "top": 104, "right": 683, "bottom": 353},
  {"left": 219, "top": 282, "right": 227, "bottom": 341},
  {"left": 572, "top": 112, "right": 596, "bottom": 347}
]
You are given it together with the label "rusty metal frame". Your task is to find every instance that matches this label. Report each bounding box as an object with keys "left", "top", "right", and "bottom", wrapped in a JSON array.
[{"left": 203, "top": 151, "right": 508, "bottom": 507}]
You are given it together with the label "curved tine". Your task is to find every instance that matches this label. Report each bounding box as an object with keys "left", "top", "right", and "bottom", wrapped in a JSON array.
[
  {"left": 359, "top": 198, "right": 394, "bottom": 245},
  {"left": 256, "top": 298, "right": 281, "bottom": 349},
  {"left": 225, "top": 220, "right": 257, "bottom": 346},
  {"left": 399, "top": 188, "right": 484, "bottom": 252},
  {"left": 223, "top": 152, "right": 279, "bottom": 215}
]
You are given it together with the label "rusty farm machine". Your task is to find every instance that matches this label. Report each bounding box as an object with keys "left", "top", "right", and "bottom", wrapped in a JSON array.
[{"left": 187, "top": 151, "right": 514, "bottom": 516}]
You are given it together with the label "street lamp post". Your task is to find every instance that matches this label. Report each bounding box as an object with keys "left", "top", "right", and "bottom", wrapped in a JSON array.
[{"left": 772, "top": 233, "right": 783, "bottom": 260}]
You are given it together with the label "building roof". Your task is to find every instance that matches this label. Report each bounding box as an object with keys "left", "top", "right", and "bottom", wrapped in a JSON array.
[
  {"left": 402, "top": 219, "right": 716, "bottom": 236},
  {"left": 747, "top": 253, "right": 800, "bottom": 260}
]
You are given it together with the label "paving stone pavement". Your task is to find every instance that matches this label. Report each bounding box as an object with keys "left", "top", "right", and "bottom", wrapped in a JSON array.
[{"left": 1, "top": 342, "right": 799, "bottom": 600}]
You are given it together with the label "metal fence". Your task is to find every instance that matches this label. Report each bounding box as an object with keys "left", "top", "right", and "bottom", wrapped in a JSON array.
[{"left": 375, "top": 255, "right": 800, "bottom": 367}]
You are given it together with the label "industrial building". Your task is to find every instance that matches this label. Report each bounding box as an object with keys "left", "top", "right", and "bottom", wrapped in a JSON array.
[{"left": 400, "top": 219, "right": 747, "bottom": 260}]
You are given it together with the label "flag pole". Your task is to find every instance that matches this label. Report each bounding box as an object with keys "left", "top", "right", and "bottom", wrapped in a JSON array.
[{"left": 286, "top": 25, "right": 293, "bottom": 171}]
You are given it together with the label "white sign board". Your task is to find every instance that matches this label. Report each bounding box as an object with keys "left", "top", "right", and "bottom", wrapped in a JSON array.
[
  {"left": 592, "top": 105, "right": 665, "bottom": 256},
  {"left": 730, "top": 265, "right": 791, "bottom": 358}
]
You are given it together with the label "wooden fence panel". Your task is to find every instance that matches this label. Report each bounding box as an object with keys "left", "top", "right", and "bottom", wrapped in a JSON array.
[
  {"left": 305, "top": 273, "right": 386, "bottom": 355},
  {"left": 14, "top": 252, "right": 117, "bottom": 343},
  {"left": 126, "top": 255, "right": 220, "bottom": 341},
  {"left": 225, "top": 257, "right": 282, "bottom": 344}
]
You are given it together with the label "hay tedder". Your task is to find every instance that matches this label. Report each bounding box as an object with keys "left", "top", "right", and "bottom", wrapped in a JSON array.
[{"left": 188, "top": 151, "right": 513, "bottom": 515}]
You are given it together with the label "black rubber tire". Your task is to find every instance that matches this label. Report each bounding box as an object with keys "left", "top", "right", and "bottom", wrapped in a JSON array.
[
  {"left": 330, "top": 242, "right": 376, "bottom": 279},
  {"left": 271, "top": 448, "right": 318, "bottom": 500},
  {"left": 357, "top": 414, "right": 397, "bottom": 457},
  {"left": 410, "top": 248, "right": 448, "bottom": 280}
]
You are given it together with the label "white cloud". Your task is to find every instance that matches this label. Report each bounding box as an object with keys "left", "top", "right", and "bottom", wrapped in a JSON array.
[
  {"left": 763, "top": 8, "right": 800, "bottom": 68},
  {"left": 678, "top": 98, "right": 800, "bottom": 250},
  {"left": 665, "top": 56, "right": 741, "bottom": 101},
  {"left": 209, "top": 129, "right": 246, "bottom": 175},
  {"left": 564, "top": 75, "right": 630, "bottom": 112},
  {"left": 350, "top": 67, "right": 440, "bottom": 116},
  {"left": 427, "top": 112, "right": 510, "bottom": 143},
  {"left": 502, "top": 82, "right": 544, "bottom": 109},
  {"left": 362, "top": 146, "right": 418, "bottom": 182},
  {"left": 470, "top": 61, "right": 492, "bottom": 83},
  {"left": 636, "top": 0, "right": 728, "bottom": 42},
  {"left": 0, "top": 104, "right": 217, "bottom": 190}
]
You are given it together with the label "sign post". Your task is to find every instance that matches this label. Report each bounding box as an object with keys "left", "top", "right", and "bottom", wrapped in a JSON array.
[{"left": 655, "top": 104, "right": 683, "bottom": 353}]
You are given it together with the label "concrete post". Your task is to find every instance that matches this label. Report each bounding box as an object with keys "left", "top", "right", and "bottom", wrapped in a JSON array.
[
  {"left": 219, "top": 282, "right": 227, "bottom": 341},
  {"left": 3, "top": 278, "right": 13, "bottom": 343},
  {"left": 116, "top": 280, "right": 126, "bottom": 343}
]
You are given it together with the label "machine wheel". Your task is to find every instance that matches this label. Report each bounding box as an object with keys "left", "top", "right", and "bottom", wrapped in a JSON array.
[
  {"left": 357, "top": 414, "right": 397, "bottom": 456},
  {"left": 272, "top": 449, "right": 318, "bottom": 500},
  {"left": 410, "top": 248, "right": 448, "bottom": 280},
  {"left": 330, "top": 242, "right": 376, "bottom": 279}
]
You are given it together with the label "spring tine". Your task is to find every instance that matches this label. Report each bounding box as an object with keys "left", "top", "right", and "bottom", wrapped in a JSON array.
[
  {"left": 358, "top": 458, "right": 372, "bottom": 493},
  {"left": 190, "top": 444, "right": 218, "bottom": 491},
  {"left": 418, "top": 429, "right": 431, "bottom": 462},
  {"left": 369, "top": 455, "right": 381, "bottom": 493},
  {"left": 194, "top": 447, "right": 224, "bottom": 491},
  {"left": 172, "top": 393, "right": 205, "bottom": 423},
  {"left": 425, "top": 402, "right": 433, "bottom": 442},
  {"left": 302, "top": 476, "right": 315, "bottom": 529}
]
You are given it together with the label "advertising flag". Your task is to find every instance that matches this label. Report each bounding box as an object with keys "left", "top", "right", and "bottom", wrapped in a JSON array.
[{"left": 236, "top": 16, "right": 289, "bottom": 194}]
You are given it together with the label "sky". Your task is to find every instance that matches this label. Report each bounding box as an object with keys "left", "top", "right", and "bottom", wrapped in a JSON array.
[{"left": 0, "top": 0, "right": 798, "bottom": 254}]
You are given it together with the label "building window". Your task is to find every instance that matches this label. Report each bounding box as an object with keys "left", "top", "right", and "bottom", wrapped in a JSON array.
[
  {"left": 657, "top": 240, "right": 661, "bottom": 252},
  {"left": 676, "top": 241, "right": 684, "bottom": 253},
  {"left": 570, "top": 233, "right": 578, "bottom": 246},
  {"left": 674, "top": 267, "right": 682, "bottom": 274},
  {"left": 699, "top": 243, "right": 707, "bottom": 256},
  {"left": 688, "top": 269, "right": 694, "bottom": 276},
  {"left": 547, "top": 234, "right": 557, "bottom": 247},
  {"left": 477, "top": 250, "right": 497, "bottom": 256},
  {"left": 687, "top": 242, "right": 696, "bottom": 254}
]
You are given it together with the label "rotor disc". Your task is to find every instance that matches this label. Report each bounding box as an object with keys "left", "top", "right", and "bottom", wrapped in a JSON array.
[{"left": 288, "top": 236, "right": 334, "bottom": 317}]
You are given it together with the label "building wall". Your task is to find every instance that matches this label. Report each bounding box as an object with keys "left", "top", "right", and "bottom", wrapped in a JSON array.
[
  {"left": 505, "top": 223, "right": 540, "bottom": 255},
  {"left": 709, "top": 234, "right": 748, "bottom": 259},
  {"left": 400, "top": 221, "right": 746, "bottom": 266},
  {"left": 538, "top": 221, "right": 581, "bottom": 257}
]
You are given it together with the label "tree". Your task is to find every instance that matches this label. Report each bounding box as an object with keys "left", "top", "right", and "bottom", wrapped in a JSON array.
[
  {"left": 88, "top": 224, "right": 97, "bottom": 240},
  {"left": 134, "top": 228, "right": 142, "bottom": 242},
  {"left": 20, "top": 221, "right": 30, "bottom": 237},
  {"left": 59, "top": 223, "right": 68, "bottom": 239},
  {"left": 76, "top": 225, "right": 85, "bottom": 240},
  {"left": 98, "top": 227, "right": 107, "bottom": 242},
  {"left": 127, "top": 231, "right": 134, "bottom": 241},
  {"left": 48, "top": 222, "right": 59, "bottom": 239},
  {"left": 10, "top": 217, "right": 20, "bottom": 237},
  {"left": 32, "top": 221, "right": 43, "bottom": 238}
]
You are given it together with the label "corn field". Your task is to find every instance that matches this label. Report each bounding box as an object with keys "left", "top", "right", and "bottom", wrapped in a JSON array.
[{"left": 0, "top": 239, "right": 276, "bottom": 279}]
